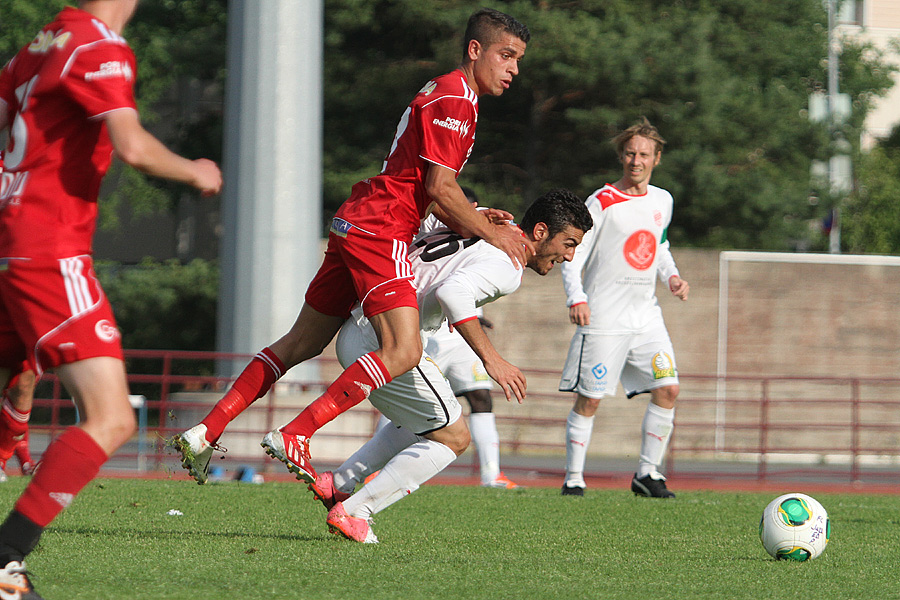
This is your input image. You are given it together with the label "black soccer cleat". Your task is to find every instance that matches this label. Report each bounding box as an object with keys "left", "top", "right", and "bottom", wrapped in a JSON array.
[
  {"left": 631, "top": 473, "right": 675, "bottom": 499},
  {"left": 561, "top": 483, "right": 585, "bottom": 496}
]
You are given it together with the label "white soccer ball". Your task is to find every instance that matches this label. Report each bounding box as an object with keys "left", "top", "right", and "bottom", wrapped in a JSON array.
[{"left": 759, "top": 493, "right": 831, "bottom": 561}]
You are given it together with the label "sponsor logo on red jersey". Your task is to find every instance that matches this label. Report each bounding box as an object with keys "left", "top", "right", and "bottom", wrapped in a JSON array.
[
  {"left": 432, "top": 116, "right": 471, "bottom": 137},
  {"left": 84, "top": 60, "right": 133, "bottom": 82},
  {"left": 95, "top": 320, "right": 120, "bottom": 343}
]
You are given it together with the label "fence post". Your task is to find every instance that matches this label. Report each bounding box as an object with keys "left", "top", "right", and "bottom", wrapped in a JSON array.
[
  {"left": 757, "top": 378, "right": 769, "bottom": 482},
  {"left": 850, "top": 378, "right": 860, "bottom": 483}
]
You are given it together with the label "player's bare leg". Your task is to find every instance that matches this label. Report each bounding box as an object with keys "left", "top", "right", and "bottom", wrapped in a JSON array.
[
  {"left": 264, "top": 306, "right": 421, "bottom": 482},
  {"left": 0, "top": 358, "right": 135, "bottom": 598},
  {"left": 178, "top": 304, "right": 343, "bottom": 483}
]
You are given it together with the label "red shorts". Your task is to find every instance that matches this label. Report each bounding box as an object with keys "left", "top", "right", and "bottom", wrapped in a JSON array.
[
  {"left": 305, "top": 223, "right": 418, "bottom": 319},
  {"left": 0, "top": 256, "right": 124, "bottom": 375}
]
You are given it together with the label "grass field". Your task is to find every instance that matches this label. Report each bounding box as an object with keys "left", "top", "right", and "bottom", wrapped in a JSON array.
[{"left": 2, "top": 477, "right": 897, "bottom": 599}]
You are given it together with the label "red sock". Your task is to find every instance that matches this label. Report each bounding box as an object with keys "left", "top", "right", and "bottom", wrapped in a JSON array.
[
  {"left": 0, "top": 397, "right": 30, "bottom": 463},
  {"left": 15, "top": 427, "right": 107, "bottom": 528},
  {"left": 201, "top": 347, "right": 285, "bottom": 442},
  {"left": 281, "top": 352, "right": 391, "bottom": 438}
]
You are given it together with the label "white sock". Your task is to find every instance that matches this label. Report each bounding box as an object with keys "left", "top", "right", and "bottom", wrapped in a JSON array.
[
  {"left": 638, "top": 403, "right": 675, "bottom": 478},
  {"left": 332, "top": 422, "right": 419, "bottom": 493},
  {"left": 469, "top": 412, "right": 500, "bottom": 484},
  {"left": 565, "top": 410, "right": 594, "bottom": 487},
  {"left": 342, "top": 439, "right": 457, "bottom": 519}
]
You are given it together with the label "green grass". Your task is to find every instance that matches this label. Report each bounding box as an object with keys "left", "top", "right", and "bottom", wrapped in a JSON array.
[{"left": 1, "top": 478, "right": 897, "bottom": 599}]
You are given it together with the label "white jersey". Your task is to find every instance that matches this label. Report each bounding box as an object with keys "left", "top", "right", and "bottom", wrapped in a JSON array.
[
  {"left": 560, "top": 184, "right": 680, "bottom": 334},
  {"left": 410, "top": 218, "right": 523, "bottom": 334}
]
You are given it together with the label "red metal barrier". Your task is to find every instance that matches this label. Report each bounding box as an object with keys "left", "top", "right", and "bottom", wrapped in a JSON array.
[{"left": 23, "top": 351, "right": 900, "bottom": 487}]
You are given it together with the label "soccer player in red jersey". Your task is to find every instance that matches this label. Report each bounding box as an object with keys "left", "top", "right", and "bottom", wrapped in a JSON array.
[
  {"left": 175, "top": 9, "right": 532, "bottom": 486},
  {"left": 0, "top": 1, "right": 222, "bottom": 596}
]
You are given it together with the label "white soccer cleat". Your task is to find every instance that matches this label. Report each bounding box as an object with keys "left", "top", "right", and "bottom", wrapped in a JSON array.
[
  {"left": 0, "top": 560, "right": 42, "bottom": 599},
  {"left": 173, "top": 424, "right": 216, "bottom": 485},
  {"left": 260, "top": 430, "right": 317, "bottom": 483}
]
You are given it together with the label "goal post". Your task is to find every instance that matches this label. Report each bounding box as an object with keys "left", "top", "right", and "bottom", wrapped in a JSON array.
[{"left": 715, "top": 251, "right": 900, "bottom": 452}]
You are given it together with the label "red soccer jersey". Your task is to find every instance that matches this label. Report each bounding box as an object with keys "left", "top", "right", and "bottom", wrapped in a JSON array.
[
  {"left": 335, "top": 69, "right": 479, "bottom": 241},
  {"left": 0, "top": 7, "right": 138, "bottom": 259}
]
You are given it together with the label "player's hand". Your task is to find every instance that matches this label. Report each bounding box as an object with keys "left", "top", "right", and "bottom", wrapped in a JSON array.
[
  {"left": 669, "top": 275, "right": 689, "bottom": 301},
  {"left": 484, "top": 357, "right": 527, "bottom": 403},
  {"left": 482, "top": 207, "right": 515, "bottom": 225},
  {"left": 484, "top": 222, "right": 533, "bottom": 270},
  {"left": 191, "top": 158, "right": 223, "bottom": 196},
  {"left": 569, "top": 302, "right": 590, "bottom": 326}
]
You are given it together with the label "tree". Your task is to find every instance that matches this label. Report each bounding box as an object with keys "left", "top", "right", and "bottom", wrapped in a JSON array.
[
  {"left": 842, "top": 128, "right": 900, "bottom": 254},
  {"left": 321, "top": 0, "right": 896, "bottom": 249}
]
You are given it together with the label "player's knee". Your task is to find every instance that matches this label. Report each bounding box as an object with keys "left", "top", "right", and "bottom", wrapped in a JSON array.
[
  {"left": 653, "top": 385, "right": 679, "bottom": 409},
  {"left": 380, "top": 341, "right": 422, "bottom": 378},
  {"left": 466, "top": 389, "right": 492, "bottom": 413},
  {"left": 446, "top": 427, "right": 470, "bottom": 456}
]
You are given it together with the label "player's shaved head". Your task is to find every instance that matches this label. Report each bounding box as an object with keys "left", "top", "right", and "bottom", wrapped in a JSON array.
[{"left": 463, "top": 8, "right": 530, "bottom": 57}]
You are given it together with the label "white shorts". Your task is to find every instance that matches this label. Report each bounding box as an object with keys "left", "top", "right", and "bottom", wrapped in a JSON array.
[
  {"left": 335, "top": 314, "right": 462, "bottom": 436},
  {"left": 559, "top": 325, "right": 679, "bottom": 399},
  {"left": 425, "top": 326, "right": 492, "bottom": 396}
]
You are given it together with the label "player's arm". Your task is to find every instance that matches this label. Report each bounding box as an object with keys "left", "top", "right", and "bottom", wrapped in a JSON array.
[
  {"left": 104, "top": 109, "right": 222, "bottom": 195},
  {"left": 425, "top": 163, "right": 532, "bottom": 268},
  {"left": 433, "top": 260, "right": 526, "bottom": 402},
  {"left": 562, "top": 195, "right": 601, "bottom": 326},
  {"left": 656, "top": 238, "right": 688, "bottom": 300},
  {"left": 452, "top": 316, "right": 526, "bottom": 403}
]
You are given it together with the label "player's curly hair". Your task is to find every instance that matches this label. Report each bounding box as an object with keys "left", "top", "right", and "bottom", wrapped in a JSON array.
[
  {"left": 613, "top": 117, "right": 666, "bottom": 156},
  {"left": 463, "top": 8, "right": 530, "bottom": 56},
  {"left": 520, "top": 189, "right": 593, "bottom": 238}
]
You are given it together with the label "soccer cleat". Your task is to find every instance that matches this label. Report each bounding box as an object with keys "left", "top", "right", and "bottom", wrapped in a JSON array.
[
  {"left": 326, "top": 502, "right": 378, "bottom": 544},
  {"left": 260, "top": 430, "right": 317, "bottom": 483},
  {"left": 0, "top": 465, "right": 7, "bottom": 483},
  {"left": 173, "top": 424, "right": 222, "bottom": 485},
  {"left": 482, "top": 472, "right": 520, "bottom": 489},
  {"left": 0, "top": 560, "right": 43, "bottom": 599},
  {"left": 14, "top": 440, "right": 34, "bottom": 476},
  {"left": 631, "top": 472, "right": 675, "bottom": 499},
  {"left": 308, "top": 471, "right": 351, "bottom": 510},
  {"left": 561, "top": 483, "right": 585, "bottom": 496}
]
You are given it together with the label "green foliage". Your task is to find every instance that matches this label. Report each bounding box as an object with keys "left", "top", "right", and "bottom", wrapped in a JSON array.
[
  {"left": 843, "top": 143, "right": 900, "bottom": 254},
  {"left": 0, "top": 0, "right": 69, "bottom": 60},
  {"left": 3, "top": 480, "right": 897, "bottom": 599},
  {"left": 1, "top": 0, "right": 227, "bottom": 228},
  {"left": 3, "top": 0, "right": 898, "bottom": 252},
  {"left": 97, "top": 259, "right": 218, "bottom": 351},
  {"left": 322, "top": 0, "right": 895, "bottom": 250}
]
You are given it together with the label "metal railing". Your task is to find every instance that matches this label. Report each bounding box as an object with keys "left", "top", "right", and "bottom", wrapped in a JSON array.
[{"left": 22, "top": 351, "right": 900, "bottom": 486}]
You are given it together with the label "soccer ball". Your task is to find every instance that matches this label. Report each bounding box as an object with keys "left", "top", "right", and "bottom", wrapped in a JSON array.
[{"left": 759, "top": 493, "right": 831, "bottom": 561}]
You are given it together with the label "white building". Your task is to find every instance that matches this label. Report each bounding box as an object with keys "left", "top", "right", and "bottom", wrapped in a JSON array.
[{"left": 839, "top": 0, "right": 900, "bottom": 146}]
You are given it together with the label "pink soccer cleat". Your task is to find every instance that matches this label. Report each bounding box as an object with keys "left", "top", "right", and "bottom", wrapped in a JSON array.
[
  {"left": 308, "top": 471, "right": 351, "bottom": 510},
  {"left": 482, "top": 471, "right": 520, "bottom": 489},
  {"left": 326, "top": 502, "right": 378, "bottom": 544}
]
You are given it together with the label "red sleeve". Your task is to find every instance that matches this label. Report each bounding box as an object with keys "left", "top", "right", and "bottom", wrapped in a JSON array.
[
  {"left": 62, "top": 42, "right": 137, "bottom": 118},
  {"left": 0, "top": 58, "right": 15, "bottom": 110},
  {"left": 417, "top": 95, "right": 476, "bottom": 174}
]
